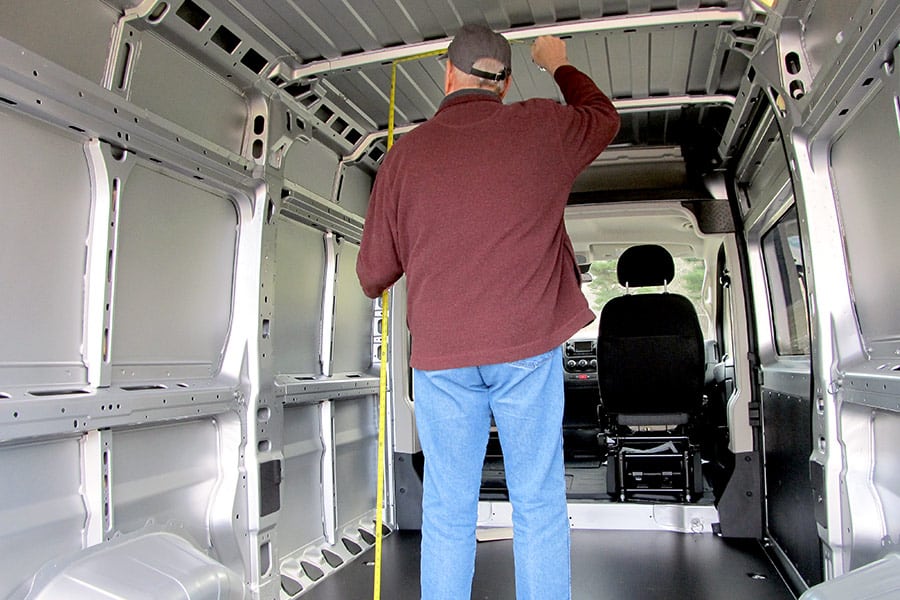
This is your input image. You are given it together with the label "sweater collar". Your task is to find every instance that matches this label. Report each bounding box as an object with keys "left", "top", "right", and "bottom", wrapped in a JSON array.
[{"left": 438, "top": 88, "right": 502, "bottom": 113}]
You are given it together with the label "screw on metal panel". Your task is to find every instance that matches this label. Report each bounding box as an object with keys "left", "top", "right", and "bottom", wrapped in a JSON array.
[{"left": 690, "top": 518, "right": 703, "bottom": 533}]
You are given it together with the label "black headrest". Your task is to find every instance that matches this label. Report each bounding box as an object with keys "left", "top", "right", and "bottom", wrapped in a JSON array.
[{"left": 617, "top": 245, "right": 675, "bottom": 287}]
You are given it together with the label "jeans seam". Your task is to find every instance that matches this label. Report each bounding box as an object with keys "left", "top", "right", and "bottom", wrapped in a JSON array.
[{"left": 508, "top": 349, "right": 554, "bottom": 370}]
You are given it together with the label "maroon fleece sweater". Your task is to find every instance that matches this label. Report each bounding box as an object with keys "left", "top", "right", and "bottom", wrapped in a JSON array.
[{"left": 357, "top": 65, "right": 620, "bottom": 370}]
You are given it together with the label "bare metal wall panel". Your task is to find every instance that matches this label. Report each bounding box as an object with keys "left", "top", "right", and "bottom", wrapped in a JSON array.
[
  {"left": 0, "top": 109, "right": 90, "bottom": 387},
  {"left": 338, "top": 166, "right": 371, "bottom": 219},
  {"left": 273, "top": 218, "right": 325, "bottom": 375},
  {"left": 279, "top": 404, "right": 326, "bottom": 553},
  {"left": 333, "top": 396, "right": 377, "bottom": 528},
  {"left": 0, "top": 438, "right": 86, "bottom": 599},
  {"left": 803, "top": 0, "right": 863, "bottom": 81},
  {"left": 111, "top": 420, "right": 220, "bottom": 547},
  {"left": 840, "top": 403, "right": 900, "bottom": 570},
  {"left": 745, "top": 139, "right": 790, "bottom": 210},
  {"left": 872, "top": 409, "right": 900, "bottom": 562},
  {"left": 128, "top": 31, "right": 248, "bottom": 155},
  {"left": 111, "top": 164, "right": 237, "bottom": 376},
  {"left": 830, "top": 85, "right": 900, "bottom": 351},
  {"left": 283, "top": 139, "right": 339, "bottom": 200},
  {"left": 0, "top": 0, "right": 117, "bottom": 85},
  {"left": 332, "top": 243, "right": 372, "bottom": 374}
]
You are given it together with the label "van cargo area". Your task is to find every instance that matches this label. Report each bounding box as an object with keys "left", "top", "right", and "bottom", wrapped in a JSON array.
[
  {"left": 302, "top": 530, "right": 793, "bottom": 599},
  {"left": 2, "top": 0, "right": 900, "bottom": 599}
]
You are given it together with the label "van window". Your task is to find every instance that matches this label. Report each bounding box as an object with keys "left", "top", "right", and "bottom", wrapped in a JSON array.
[
  {"left": 761, "top": 205, "right": 810, "bottom": 356},
  {"left": 580, "top": 255, "right": 708, "bottom": 336}
]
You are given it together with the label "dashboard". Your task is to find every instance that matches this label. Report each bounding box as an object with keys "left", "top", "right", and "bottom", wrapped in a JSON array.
[{"left": 563, "top": 339, "right": 598, "bottom": 387}]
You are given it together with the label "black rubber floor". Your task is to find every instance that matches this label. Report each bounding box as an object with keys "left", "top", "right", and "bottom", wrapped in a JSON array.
[{"left": 300, "top": 529, "right": 794, "bottom": 599}]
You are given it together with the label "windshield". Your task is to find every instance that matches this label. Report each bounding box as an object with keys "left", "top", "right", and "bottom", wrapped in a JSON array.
[{"left": 574, "top": 256, "right": 709, "bottom": 339}]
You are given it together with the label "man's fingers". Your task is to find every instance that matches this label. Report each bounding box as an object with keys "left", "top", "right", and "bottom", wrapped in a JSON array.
[{"left": 532, "top": 36, "right": 567, "bottom": 73}]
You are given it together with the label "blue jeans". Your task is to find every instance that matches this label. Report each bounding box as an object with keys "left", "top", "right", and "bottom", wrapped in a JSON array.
[{"left": 413, "top": 347, "right": 571, "bottom": 600}]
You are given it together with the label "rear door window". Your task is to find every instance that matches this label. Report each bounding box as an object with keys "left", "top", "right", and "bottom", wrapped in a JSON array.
[{"left": 761, "top": 205, "right": 810, "bottom": 356}]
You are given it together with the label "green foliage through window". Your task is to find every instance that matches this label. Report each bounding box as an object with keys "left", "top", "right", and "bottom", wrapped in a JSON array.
[{"left": 583, "top": 257, "right": 707, "bottom": 321}]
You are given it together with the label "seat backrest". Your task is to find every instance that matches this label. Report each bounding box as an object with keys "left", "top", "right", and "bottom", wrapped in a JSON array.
[{"left": 597, "top": 245, "right": 705, "bottom": 419}]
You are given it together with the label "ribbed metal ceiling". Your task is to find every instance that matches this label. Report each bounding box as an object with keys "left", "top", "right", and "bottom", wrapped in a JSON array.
[
  {"left": 222, "top": 0, "right": 746, "bottom": 62},
  {"left": 319, "top": 22, "right": 746, "bottom": 129},
  {"left": 183, "top": 0, "right": 767, "bottom": 193},
  {"left": 212, "top": 0, "right": 755, "bottom": 130}
]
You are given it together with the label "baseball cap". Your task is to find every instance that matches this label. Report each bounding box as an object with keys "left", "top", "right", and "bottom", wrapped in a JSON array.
[{"left": 446, "top": 25, "right": 511, "bottom": 81}]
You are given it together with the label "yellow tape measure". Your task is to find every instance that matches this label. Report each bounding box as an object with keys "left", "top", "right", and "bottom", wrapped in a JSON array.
[
  {"left": 373, "top": 286, "right": 389, "bottom": 600},
  {"left": 373, "top": 47, "right": 446, "bottom": 600},
  {"left": 373, "top": 38, "right": 539, "bottom": 597}
]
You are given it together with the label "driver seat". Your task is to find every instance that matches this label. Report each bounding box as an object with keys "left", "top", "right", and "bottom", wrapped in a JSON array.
[{"left": 597, "top": 244, "right": 705, "bottom": 501}]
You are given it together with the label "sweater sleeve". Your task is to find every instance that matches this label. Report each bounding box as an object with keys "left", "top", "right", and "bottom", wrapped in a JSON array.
[
  {"left": 356, "top": 164, "right": 403, "bottom": 299},
  {"left": 552, "top": 65, "right": 621, "bottom": 175}
]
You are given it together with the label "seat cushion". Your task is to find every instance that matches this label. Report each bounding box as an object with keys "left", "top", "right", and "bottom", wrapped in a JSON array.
[{"left": 598, "top": 293, "right": 704, "bottom": 415}]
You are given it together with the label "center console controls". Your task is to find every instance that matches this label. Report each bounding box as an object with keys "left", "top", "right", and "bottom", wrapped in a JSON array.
[{"left": 563, "top": 339, "right": 597, "bottom": 386}]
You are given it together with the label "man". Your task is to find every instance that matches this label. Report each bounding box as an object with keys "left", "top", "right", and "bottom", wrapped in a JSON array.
[{"left": 357, "top": 24, "right": 619, "bottom": 600}]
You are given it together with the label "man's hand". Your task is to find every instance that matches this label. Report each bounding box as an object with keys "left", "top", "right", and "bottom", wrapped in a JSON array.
[{"left": 532, "top": 36, "right": 570, "bottom": 75}]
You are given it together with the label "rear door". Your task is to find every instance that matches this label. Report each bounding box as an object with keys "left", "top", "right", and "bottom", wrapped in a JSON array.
[
  {"left": 733, "top": 2, "right": 900, "bottom": 592},
  {"left": 736, "top": 112, "right": 822, "bottom": 591}
]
